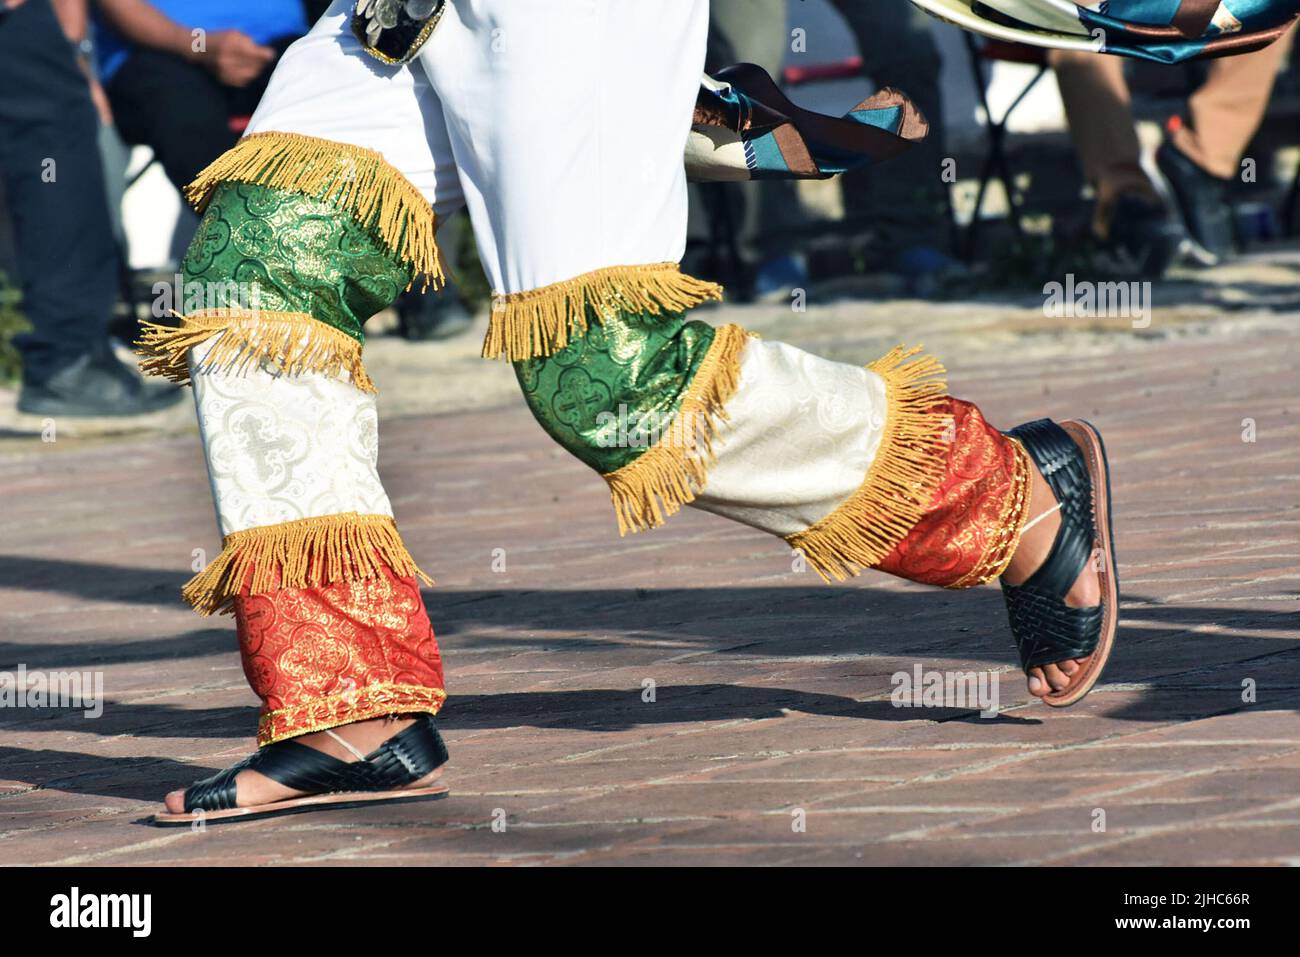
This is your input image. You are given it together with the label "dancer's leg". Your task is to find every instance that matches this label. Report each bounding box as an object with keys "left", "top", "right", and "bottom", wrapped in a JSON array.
[
  {"left": 416, "top": 0, "right": 1111, "bottom": 703},
  {"left": 138, "top": 2, "right": 463, "bottom": 816},
  {"left": 417, "top": 0, "right": 721, "bottom": 361},
  {"left": 517, "top": 315, "right": 1100, "bottom": 698},
  {"left": 175, "top": 359, "right": 447, "bottom": 810}
]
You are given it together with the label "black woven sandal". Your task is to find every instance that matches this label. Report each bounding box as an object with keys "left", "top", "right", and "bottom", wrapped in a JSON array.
[
  {"left": 150, "top": 714, "right": 450, "bottom": 826},
  {"left": 1001, "top": 418, "right": 1118, "bottom": 707}
]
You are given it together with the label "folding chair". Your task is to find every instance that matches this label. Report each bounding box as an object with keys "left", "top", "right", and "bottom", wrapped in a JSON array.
[{"left": 962, "top": 33, "right": 1050, "bottom": 258}]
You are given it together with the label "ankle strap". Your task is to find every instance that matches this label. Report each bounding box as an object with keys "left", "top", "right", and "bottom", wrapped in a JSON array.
[
  {"left": 1005, "top": 419, "right": 1094, "bottom": 600},
  {"left": 325, "top": 728, "right": 370, "bottom": 761}
]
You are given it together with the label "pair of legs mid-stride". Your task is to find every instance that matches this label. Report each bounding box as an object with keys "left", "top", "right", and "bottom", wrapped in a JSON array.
[{"left": 138, "top": 1, "right": 1118, "bottom": 825}]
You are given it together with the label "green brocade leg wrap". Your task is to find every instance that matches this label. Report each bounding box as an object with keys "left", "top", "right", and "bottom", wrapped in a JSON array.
[
  {"left": 515, "top": 305, "right": 751, "bottom": 533},
  {"left": 514, "top": 306, "right": 719, "bottom": 473},
  {"left": 185, "top": 182, "right": 413, "bottom": 340},
  {"left": 137, "top": 182, "right": 415, "bottom": 394}
]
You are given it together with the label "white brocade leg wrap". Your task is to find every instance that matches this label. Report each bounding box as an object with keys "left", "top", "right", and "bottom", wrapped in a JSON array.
[
  {"left": 190, "top": 350, "right": 393, "bottom": 538},
  {"left": 690, "top": 338, "right": 889, "bottom": 537}
]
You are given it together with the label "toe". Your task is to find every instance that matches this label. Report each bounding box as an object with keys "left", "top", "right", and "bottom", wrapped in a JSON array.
[
  {"left": 1027, "top": 668, "right": 1047, "bottom": 696},
  {"left": 1041, "top": 663, "right": 1072, "bottom": 691},
  {"left": 164, "top": 789, "right": 187, "bottom": 814},
  {"left": 1059, "top": 658, "right": 1080, "bottom": 676}
]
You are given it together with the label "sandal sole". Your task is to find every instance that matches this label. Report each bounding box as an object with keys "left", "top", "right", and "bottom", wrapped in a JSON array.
[
  {"left": 148, "top": 783, "right": 450, "bottom": 827},
  {"left": 1039, "top": 419, "right": 1119, "bottom": 708}
]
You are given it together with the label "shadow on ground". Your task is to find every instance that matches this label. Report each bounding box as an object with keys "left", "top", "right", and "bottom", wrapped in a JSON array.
[{"left": 3, "top": 553, "right": 1298, "bottom": 807}]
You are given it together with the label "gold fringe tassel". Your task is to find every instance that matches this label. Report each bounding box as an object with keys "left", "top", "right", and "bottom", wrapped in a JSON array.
[
  {"left": 136, "top": 310, "right": 376, "bottom": 393},
  {"left": 604, "top": 324, "right": 750, "bottom": 535},
  {"left": 183, "top": 512, "right": 434, "bottom": 617},
  {"left": 785, "top": 345, "right": 952, "bottom": 583},
  {"left": 185, "top": 131, "right": 441, "bottom": 288},
  {"left": 483, "top": 262, "right": 723, "bottom": 361}
]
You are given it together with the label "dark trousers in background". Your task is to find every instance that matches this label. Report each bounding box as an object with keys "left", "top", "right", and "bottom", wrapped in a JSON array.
[
  {"left": 0, "top": 0, "right": 119, "bottom": 387},
  {"left": 833, "top": 0, "right": 950, "bottom": 250},
  {"left": 108, "top": 41, "right": 291, "bottom": 193}
]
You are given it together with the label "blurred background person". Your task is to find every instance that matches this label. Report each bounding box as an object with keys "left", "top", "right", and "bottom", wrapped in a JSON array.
[
  {"left": 0, "top": 0, "right": 179, "bottom": 415},
  {"left": 93, "top": 0, "right": 301, "bottom": 193},
  {"left": 1050, "top": 22, "right": 1297, "bottom": 272}
]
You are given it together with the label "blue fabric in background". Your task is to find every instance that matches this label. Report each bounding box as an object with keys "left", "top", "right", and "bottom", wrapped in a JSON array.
[
  {"left": 1096, "top": 0, "right": 1298, "bottom": 33},
  {"left": 1075, "top": 0, "right": 1300, "bottom": 62},
  {"left": 94, "top": 1, "right": 308, "bottom": 82}
]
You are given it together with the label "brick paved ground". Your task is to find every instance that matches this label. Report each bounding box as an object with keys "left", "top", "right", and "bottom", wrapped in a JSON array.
[{"left": 1, "top": 265, "right": 1298, "bottom": 865}]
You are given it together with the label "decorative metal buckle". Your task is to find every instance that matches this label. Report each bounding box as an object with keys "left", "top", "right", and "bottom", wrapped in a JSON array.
[{"left": 353, "top": 0, "right": 446, "bottom": 65}]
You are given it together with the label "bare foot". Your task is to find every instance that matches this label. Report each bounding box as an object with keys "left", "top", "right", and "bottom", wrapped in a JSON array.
[
  {"left": 1001, "top": 432, "right": 1101, "bottom": 698},
  {"left": 163, "top": 716, "right": 439, "bottom": 814}
]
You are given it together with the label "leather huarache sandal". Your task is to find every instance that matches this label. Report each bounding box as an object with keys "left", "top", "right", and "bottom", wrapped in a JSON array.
[
  {"left": 1001, "top": 418, "right": 1119, "bottom": 707},
  {"left": 150, "top": 714, "right": 449, "bottom": 826}
]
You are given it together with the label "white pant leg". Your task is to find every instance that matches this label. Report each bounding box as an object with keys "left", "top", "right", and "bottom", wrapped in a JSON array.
[
  {"left": 191, "top": 346, "right": 394, "bottom": 538},
  {"left": 417, "top": 0, "right": 709, "bottom": 294},
  {"left": 247, "top": 0, "right": 464, "bottom": 223},
  {"left": 188, "top": 4, "right": 452, "bottom": 541},
  {"left": 690, "top": 339, "right": 890, "bottom": 536}
]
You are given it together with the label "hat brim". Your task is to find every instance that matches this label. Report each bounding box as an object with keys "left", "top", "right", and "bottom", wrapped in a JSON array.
[{"left": 908, "top": 0, "right": 1101, "bottom": 53}]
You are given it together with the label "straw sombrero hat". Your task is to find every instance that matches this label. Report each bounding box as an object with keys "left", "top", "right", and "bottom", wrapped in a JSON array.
[{"left": 910, "top": 0, "right": 1300, "bottom": 62}]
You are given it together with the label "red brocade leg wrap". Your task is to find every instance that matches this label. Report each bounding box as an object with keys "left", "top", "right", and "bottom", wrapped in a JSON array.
[
  {"left": 873, "top": 398, "right": 1031, "bottom": 589},
  {"left": 233, "top": 561, "right": 446, "bottom": 746}
]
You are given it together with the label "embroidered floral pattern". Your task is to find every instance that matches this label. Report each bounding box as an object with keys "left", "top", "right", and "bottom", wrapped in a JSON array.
[{"left": 234, "top": 561, "right": 445, "bottom": 745}]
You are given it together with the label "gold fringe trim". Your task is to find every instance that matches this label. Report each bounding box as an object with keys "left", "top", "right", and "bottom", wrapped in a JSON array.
[
  {"left": 786, "top": 346, "right": 952, "bottom": 583},
  {"left": 184, "top": 512, "right": 433, "bottom": 617},
  {"left": 483, "top": 262, "right": 723, "bottom": 361},
  {"left": 185, "top": 131, "right": 441, "bottom": 288},
  {"left": 950, "top": 437, "right": 1033, "bottom": 589},
  {"left": 135, "top": 310, "right": 376, "bottom": 393},
  {"left": 604, "top": 324, "right": 750, "bottom": 535},
  {"left": 259, "top": 684, "right": 447, "bottom": 746}
]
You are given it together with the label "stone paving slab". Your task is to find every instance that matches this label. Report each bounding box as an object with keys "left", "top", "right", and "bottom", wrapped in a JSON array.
[{"left": 0, "top": 299, "right": 1297, "bottom": 866}]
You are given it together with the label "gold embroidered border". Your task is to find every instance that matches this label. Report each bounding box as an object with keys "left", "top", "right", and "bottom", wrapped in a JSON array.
[
  {"left": 259, "top": 683, "right": 447, "bottom": 746},
  {"left": 355, "top": 4, "right": 446, "bottom": 65},
  {"left": 949, "top": 436, "right": 1033, "bottom": 589}
]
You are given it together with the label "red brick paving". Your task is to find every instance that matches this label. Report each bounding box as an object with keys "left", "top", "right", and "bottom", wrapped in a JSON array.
[{"left": 1, "top": 327, "right": 1298, "bottom": 865}]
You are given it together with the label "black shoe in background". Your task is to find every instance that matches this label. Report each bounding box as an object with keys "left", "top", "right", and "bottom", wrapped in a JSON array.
[
  {"left": 1156, "top": 140, "right": 1238, "bottom": 265},
  {"left": 398, "top": 288, "right": 474, "bottom": 342},
  {"left": 17, "top": 349, "right": 183, "bottom": 417},
  {"left": 1101, "top": 193, "right": 1184, "bottom": 278}
]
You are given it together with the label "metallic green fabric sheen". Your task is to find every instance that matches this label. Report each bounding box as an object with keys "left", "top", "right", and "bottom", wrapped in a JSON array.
[
  {"left": 515, "top": 306, "right": 718, "bottom": 474},
  {"left": 181, "top": 182, "right": 413, "bottom": 343}
]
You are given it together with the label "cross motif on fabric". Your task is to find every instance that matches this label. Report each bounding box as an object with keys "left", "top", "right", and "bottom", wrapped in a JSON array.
[{"left": 235, "top": 416, "right": 295, "bottom": 483}]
